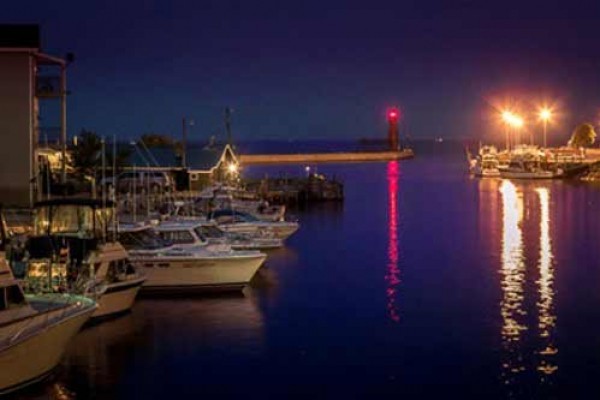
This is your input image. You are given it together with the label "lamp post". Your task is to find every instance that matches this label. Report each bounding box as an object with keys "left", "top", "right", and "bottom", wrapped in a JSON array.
[
  {"left": 502, "top": 111, "right": 513, "bottom": 150},
  {"left": 539, "top": 108, "right": 552, "bottom": 148},
  {"left": 511, "top": 115, "right": 524, "bottom": 147}
]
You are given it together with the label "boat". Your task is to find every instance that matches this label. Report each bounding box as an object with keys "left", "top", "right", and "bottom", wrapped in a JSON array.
[
  {"left": 117, "top": 224, "right": 267, "bottom": 292},
  {"left": 23, "top": 198, "right": 145, "bottom": 319},
  {"left": 156, "top": 219, "right": 283, "bottom": 251},
  {"left": 0, "top": 211, "right": 97, "bottom": 394},
  {"left": 210, "top": 209, "right": 299, "bottom": 240},
  {"left": 500, "top": 145, "right": 563, "bottom": 180},
  {"left": 196, "top": 185, "right": 287, "bottom": 222},
  {"left": 469, "top": 145, "right": 502, "bottom": 178}
]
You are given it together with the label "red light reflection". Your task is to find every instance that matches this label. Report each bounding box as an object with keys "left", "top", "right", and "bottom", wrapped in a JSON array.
[{"left": 385, "top": 161, "right": 400, "bottom": 322}]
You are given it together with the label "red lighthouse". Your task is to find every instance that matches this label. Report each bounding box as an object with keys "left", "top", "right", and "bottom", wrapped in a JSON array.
[{"left": 387, "top": 108, "right": 400, "bottom": 150}]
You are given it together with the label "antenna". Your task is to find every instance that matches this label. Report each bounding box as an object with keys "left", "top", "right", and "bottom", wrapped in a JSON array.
[
  {"left": 101, "top": 137, "right": 107, "bottom": 242},
  {"left": 112, "top": 135, "right": 117, "bottom": 240},
  {"left": 225, "top": 107, "right": 232, "bottom": 146}
]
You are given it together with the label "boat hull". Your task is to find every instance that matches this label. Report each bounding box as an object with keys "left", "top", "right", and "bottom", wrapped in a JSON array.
[
  {"left": 0, "top": 300, "right": 96, "bottom": 394},
  {"left": 500, "top": 171, "right": 561, "bottom": 179},
  {"left": 132, "top": 254, "right": 267, "bottom": 292},
  {"left": 92, "top": 277, "right": 145, "bottom": 318}
]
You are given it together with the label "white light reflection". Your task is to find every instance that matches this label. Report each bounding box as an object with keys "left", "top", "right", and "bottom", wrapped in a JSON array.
[
  {"left": 536, "top": 187, "right": 558, "bottom": 378},
  {"left": 500, "top": 180, "right": 527, "bottom": 383}
]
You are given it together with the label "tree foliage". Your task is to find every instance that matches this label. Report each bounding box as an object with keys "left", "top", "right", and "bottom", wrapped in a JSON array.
[
  {"left": 70, "top": 129, "right": 103, "bottom": 176},
  {"left": 569, "top": 123, "right": 597, "bottom": 148},
  {"left": 140, "top": 133, "right": 176, "bottom": 148},
  {"left": 70, "top": 129, "right": 132, "bottom": 177}
]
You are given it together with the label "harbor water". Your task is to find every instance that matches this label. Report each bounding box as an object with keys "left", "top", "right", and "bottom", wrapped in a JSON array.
[{"left": 14, "top": 141, "right": 600, "bottom": 399}]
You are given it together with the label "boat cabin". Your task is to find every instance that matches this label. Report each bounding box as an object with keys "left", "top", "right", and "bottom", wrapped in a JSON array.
[{"left": 26, "top": 198, "right": 131, "bottom": 293}]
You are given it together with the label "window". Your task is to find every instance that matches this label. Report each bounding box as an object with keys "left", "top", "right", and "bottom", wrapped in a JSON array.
[
  {"left": 158, "top": 230, "right": 195, "bottom": 244},
  {"left": 195, "top": 225, "right": 223, "bottom": 239},
  {"left": 6, "top": 285, "right": 25, "bottom": 308}
]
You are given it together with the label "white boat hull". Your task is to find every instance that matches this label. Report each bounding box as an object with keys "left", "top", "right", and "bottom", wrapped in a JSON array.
[
  {"left": 92, "top": 277, "right": 145, "bottom": 318},
  {"left": 132, "top": 254, "right": 267, "bottom": 292},
  {"left": 500, "top": 171, "right": 561, "bottom": 179},
  {"left": 0, "top": 299, "right": 96, "bottom": 394}
]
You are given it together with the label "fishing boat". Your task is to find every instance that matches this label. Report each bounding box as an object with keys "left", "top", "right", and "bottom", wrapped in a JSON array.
[
  {"left": 156, "top": 220, "right": 283, "bottom": 251},
  {"left": 210, "top": 209, "right": 299, "bottom": 240},
  {"left": 24, "top": 199, "right": 145, "bottom": 319},
  {"left": 0, "top": 211, "right": 96, "bottom": 394},
  {"left": 118, "top": 224, "right": 267, "bottom": 292}
]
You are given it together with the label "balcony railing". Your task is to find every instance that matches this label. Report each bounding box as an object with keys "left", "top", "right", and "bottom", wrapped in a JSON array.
[{"left": 35, "top": 76, "right": 61, "bottom": 98}]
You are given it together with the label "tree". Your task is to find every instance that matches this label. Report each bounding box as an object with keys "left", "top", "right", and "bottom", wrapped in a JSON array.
[
  {"left": 569, "top": 123, "right": 597, "bottom": 148},
  {"left": 70, "top": 129, "right": 102, "bottom": 176},
  {"left": 140, "top": 133, "right": 175, "bottom": 148}
]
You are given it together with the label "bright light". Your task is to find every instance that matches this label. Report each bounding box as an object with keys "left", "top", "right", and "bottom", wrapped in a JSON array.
[
  {"left": 501, "top": 110, "right": 524, "bottom": 128},
  {"left": 388, "top": 108, "right": 399, "bottom": 120},
  {"left": 539, "top": 108, "right": 552, "bottom": 122},
  {"left": 305, "top": 166, "right": 310, "bottom": 172},
  {"left": 511, "top": 115, "right": 524, "bottom": 128},
  {"left": 502, "top": 111, "right": 514, "bottom": 123},
  {"left": 227, "top": 163, "right": 238, "bottom": 174}
]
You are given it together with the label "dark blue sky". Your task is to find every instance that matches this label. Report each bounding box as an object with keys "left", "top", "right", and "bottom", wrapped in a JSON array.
[{"left": 6, "top": 0, "right": 600, "bottom": 143}]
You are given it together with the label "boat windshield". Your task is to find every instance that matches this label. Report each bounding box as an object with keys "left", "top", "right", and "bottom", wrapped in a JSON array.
[
  {"left": 194, "top": 225, "right": 224, "bottom": 239},
  {"left": 119, "top": 228, "right": 170, "bottom": 250},
  {"left": 34, "top": 205, "right": 113, "bottom": 239}
]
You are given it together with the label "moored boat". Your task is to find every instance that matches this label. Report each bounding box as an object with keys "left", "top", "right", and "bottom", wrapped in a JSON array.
[
  {"left": 0, "top": 230, "right": 96, "bottom": 394},
  {"left": 210, "top": 209, "right": 299, "bottom": 240},
  {"left": 118, "top": 224, "right": 267, "bottom": 292},
  {"left": 24, "top": 198, "right": 145, "bottom": 319}
]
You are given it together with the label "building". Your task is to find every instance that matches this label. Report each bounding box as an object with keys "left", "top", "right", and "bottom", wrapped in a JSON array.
[
  {"left": 0, "top": 25, "right": 69, "bottom": 206},
  {"left": 128, "top": 143, "right": 239, "bottom": 190}
]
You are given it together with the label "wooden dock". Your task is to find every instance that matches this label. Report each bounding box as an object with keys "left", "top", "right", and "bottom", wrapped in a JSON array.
[{"left": 239, "top": 149, "right": 414, "bottom": 165}]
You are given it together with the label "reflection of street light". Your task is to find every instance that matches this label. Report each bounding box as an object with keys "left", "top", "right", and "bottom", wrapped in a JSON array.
[{"left": 539, "top": 108, "right": 552, "bottom": 148}]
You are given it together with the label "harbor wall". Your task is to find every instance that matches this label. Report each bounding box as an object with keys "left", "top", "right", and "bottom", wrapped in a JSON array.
[
  {"left": 239, "top": 149, "right": 414, "bottom": 165},
  {"left": 0, "top": 52, "right": 33, "bottom": 206}
]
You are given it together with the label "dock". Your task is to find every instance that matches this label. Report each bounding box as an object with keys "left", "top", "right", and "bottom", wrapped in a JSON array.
[{"left": 239, "top": 149, "right": 414, "bottom": 165}]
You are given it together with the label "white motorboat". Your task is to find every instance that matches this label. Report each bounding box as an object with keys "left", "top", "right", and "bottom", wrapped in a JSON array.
[
  {"left": 0, "top": 236, "right": 96, "bottom": 393},
  {"left": 157, "top": 220, "right": 283, "bottom": 251},
  {"left": 196, "top": 185, "right": 286, "bottom": 222},
  {"left": 500, "top": 146, "right": 563, "bottom": 180},
  {"left": 118, "top": 224, "right": 267, "bottom": 292},
  {"left": 469, "top": 145, "right": 502, "bottom": 178},
  {"left": 24, "top": 199, "right": 145, "bottom": 319},
  {"left": 210, "top": 209, "right": 299, "bottom": 240}
]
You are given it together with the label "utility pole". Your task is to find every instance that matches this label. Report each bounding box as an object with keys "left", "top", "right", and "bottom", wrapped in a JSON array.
[
  {"left": 60, "top": 63, "right": 67, "bottom": 185},
  {"left": 182, "top": 116, "right": 187, "bottom": 168}
]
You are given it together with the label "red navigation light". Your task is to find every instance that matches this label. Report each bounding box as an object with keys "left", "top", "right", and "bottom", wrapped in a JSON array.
[{"left": 387, "top": 108, "right": 399, "bottom": 121}]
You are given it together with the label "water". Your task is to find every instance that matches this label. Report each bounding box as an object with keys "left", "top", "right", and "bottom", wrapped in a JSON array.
[{"left": 14, "top": 141, "right": 600, "bottom": 399}]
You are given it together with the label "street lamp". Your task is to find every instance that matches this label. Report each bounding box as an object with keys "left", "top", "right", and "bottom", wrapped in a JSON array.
[
  {"left": 511, "top": 115, "right": 524, "bottom": 147},
  {"left": 502, "top": 111, "right": 514, "bottom": 150},
  {"left": 539, "top": 108, "right": 552, "bottom": 148}
]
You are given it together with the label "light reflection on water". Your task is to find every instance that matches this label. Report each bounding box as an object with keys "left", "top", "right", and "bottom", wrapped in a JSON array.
[
  {"left": 386, "top": 161, "right": 400, "bottom": 322},
  {"left": 535, "top": 187, "right": 557, "bottom": 378},
  {"left": 500, "top": 180, "right": 527, "bottom": 385},
  {"left": 498, "top": 181, "right": 558, "bottom": 393}
]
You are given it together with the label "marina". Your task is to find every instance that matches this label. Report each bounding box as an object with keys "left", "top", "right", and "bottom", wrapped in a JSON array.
[{"left": 3, "top": 2, "right": 600, "bottom": 398}]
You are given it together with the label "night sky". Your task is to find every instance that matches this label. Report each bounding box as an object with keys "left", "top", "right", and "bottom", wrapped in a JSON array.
[{"left": 6, "top": 0, "right": 600, "bottom": 143}]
